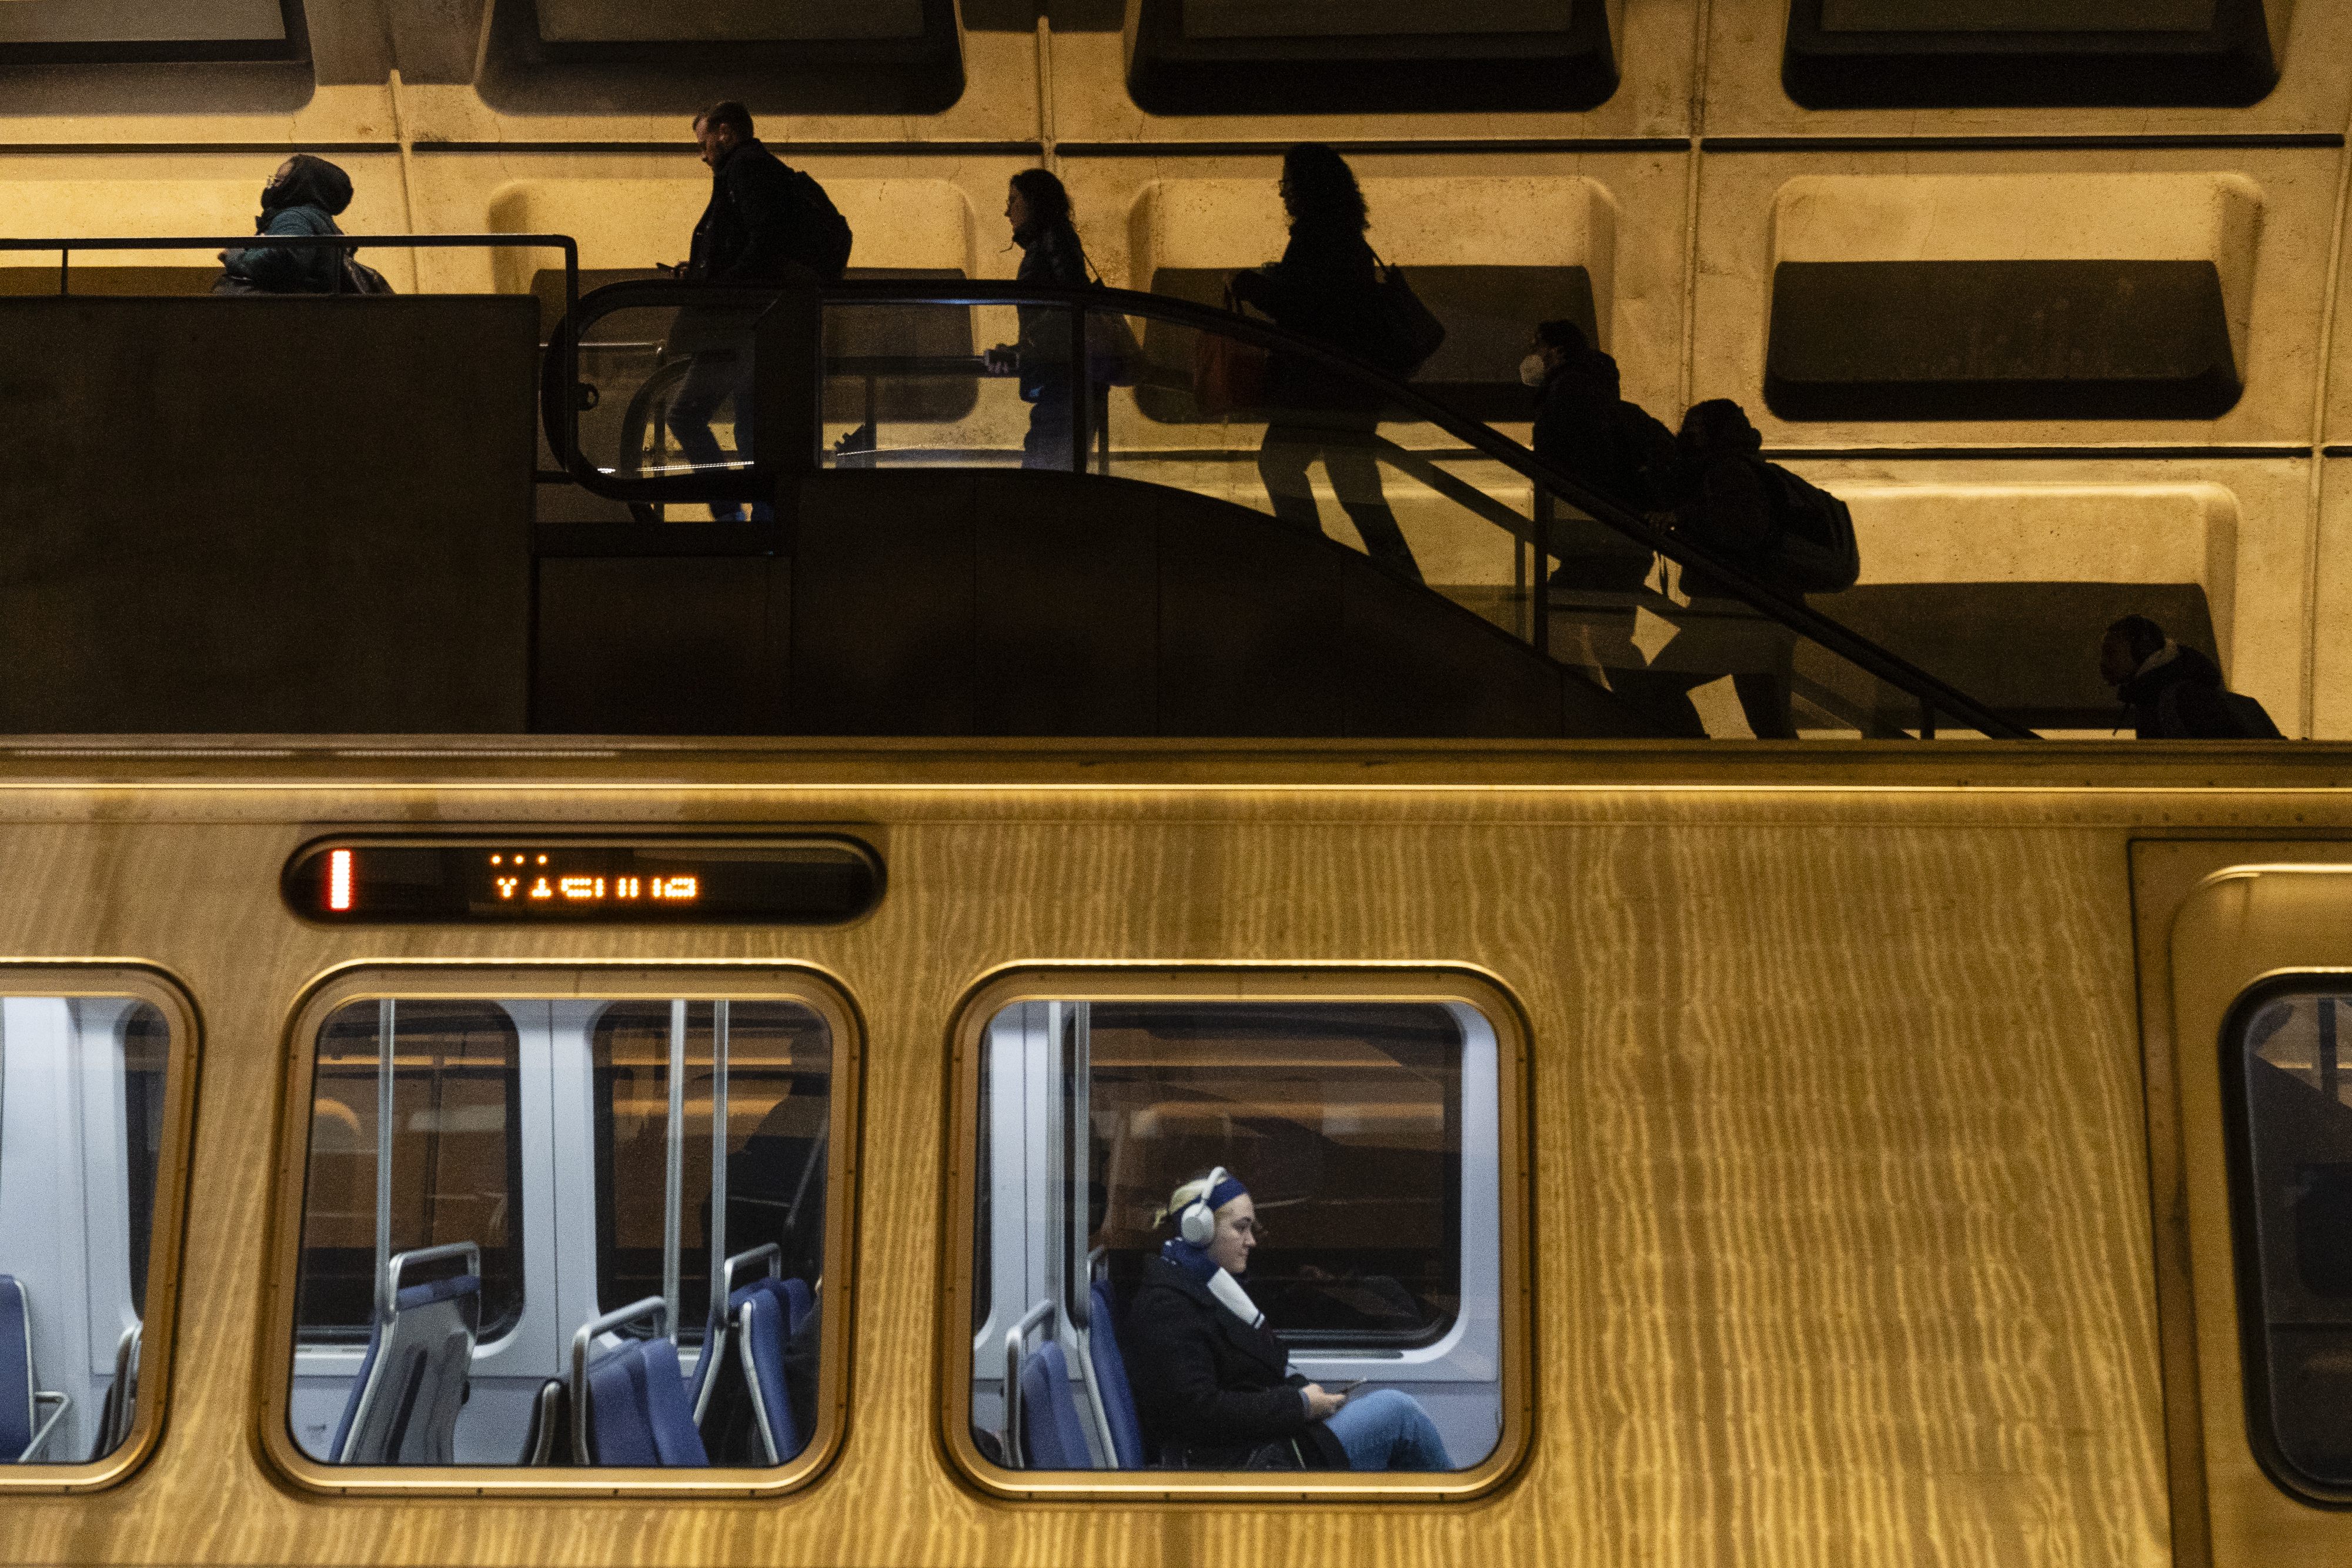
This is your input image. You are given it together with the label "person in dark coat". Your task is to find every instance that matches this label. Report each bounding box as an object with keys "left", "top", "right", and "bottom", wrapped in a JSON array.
[
  {"left": 2101, "top": 615, "right": 2284, "bottom": 738},
  {"left": 982, "top": 169, "right": 1111, "bottom": 471},
  {"left": 663, "top": 101, "right": 846, "bottom": 521},
  {"left": 1228, "top": 145, "right": 1422, "bottom": 583},
  {"left": 1526, "top": 319, "right": 1671, "bottom": 594},
  {"left": 216, "top": 155, "right": 355, "bottom": 295},
  {"left": 1123, "top": 1168, "right": 1453, "bottom": 1471}
]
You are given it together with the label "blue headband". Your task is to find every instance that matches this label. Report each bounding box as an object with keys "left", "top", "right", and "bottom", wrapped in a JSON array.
[{"left": 1203, "top": 1175, "right": 1248, "bottom": 1212}]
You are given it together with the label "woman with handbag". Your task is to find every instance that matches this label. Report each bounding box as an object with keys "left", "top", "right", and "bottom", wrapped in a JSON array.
[
  {"left": 214, "top": 155, "right": 364, "bottom": 296},
  {"left": 1123, "top": 1167, "right": 1454, "bottom": 1471},
  {"left": 981, "top": 169, "right": 1118, "bottom": 471},
  {"left": 1227, "top": 145, "right": 1422, "bottom": 583}
]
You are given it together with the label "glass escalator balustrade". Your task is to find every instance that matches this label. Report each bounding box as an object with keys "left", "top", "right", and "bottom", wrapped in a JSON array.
[{"left": 561, "top": 282, "right": 2030, "bottom": 740}]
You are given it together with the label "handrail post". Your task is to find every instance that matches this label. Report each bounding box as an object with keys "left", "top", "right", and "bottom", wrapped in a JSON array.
[
  {"left": 1065, "top": 303, "right": 1090, "bottom": 475},
  {"left": 375, "top": 998, "right": 395, "bottom": 1325},
  {"left": 752, "top": 272, "right": 823, "bottom": 522},
  {"left": 663, "top": 999, "right": 686, "bottom": 1345},
  {"left": 58, "top": 248, "right": 68, "bottom": 296},
  {"left": 1532, "top": 489, "right": 1554, "bottom": 660}
]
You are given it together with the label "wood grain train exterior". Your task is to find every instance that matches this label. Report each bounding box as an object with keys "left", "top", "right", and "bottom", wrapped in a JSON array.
[{"left": 0, "top": 740, "right": 2340, "bottom": 1566}]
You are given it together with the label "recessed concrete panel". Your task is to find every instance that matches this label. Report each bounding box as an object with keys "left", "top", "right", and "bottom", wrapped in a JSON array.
[
  {"left": 486, "top": 174, "right": 976, "bottom": 292},
  {"left": 1693, "top": 151, "right": 2334, "bottom": 447}
]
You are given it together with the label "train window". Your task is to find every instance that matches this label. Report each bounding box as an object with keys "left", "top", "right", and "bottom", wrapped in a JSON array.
[
  {"left": 269, "top": 968, "right": 857, "bottom": 1495},
  {"left": 2224, "top": 984, "right": 2352, "bottom": 1500},
  {"left": 946, "top": 969, "right": 1529, "bottom": 1499},
  {"left": 0, "top": 970, "right": 197, "bottom": 1487},
  {"left": 1782, "top": 0, "right": 2278, "bottom": 109},
  {"left": 1125, "top": 0, "right": 1617, "bottom": 115}
]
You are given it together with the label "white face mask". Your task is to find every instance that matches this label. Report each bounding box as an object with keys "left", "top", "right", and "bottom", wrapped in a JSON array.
[{"left": 1519, "top": 352, "right": 1549, "bottom": 388}]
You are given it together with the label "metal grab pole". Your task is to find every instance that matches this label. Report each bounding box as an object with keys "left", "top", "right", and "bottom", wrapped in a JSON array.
[
  {"left": 375, "top": 998, "right": 395, "bottom": 1323},
  {"left": 664, "top": 999, "right": 686, "bottom": 1345},
  {"left": 707, "top": 1001, "right": 730, "bottom": 1326}
]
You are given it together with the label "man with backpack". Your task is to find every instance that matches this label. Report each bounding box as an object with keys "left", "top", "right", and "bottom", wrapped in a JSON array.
[
  {"left": 662, "top": 101, "right": 854, "bottom": 520},
  {"left": 2100, "top": 615, "right": 2284, "bottom": 738},
  {"left": 1525, "top": 319, "right": 1676, "bottom": 596}
]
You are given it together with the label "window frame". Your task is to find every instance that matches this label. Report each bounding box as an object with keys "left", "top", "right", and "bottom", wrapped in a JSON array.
[
  {"left": 0, "top": 962, "right": 200, "bottom": 1495},
  {"left": 938, "top": 962, "right": 1534, "bottom": 1502},
  {"left": 2219, "top": 971, "right": 2352, "bottom": 1506},
  {"left": 260, "top": 961, "right": 863, "bottom": 1498}
]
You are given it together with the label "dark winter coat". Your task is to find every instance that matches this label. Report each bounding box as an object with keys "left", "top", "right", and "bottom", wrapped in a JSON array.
[
  {"left": 2116, "top": 644, "right": 2283, "bottom": 738},
  {"left": 1231, "top": 220, "right": 1385, "bottom": 416},
  {"left": 1011, "top": 220, "right": 1090, "bottom": 400},
  {"left": 1122, "top": 1255, "right": 1347, "bottom": 1469},
  {"left": 1533, "top": 349, "right": 1672, "bottom": 590},
  {"left": 688, "top": 139, "right": 820, "bottom": 283},
  {"left": 220, "top": 205, "right": 347, "bottom": 295}
]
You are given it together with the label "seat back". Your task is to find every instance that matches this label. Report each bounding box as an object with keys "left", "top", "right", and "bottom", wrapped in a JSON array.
[
  {"left": 1086, "top": 1278, "right": 1145, "bottom": 1470},
  {"left": 780, "top": 1276, "right": 814, "bottom": 1337},
  {"left": 584, "top": 1338, "right": 708, "bottom": 1467},
  {"left": 332, "top": 1273, "right": 480, "bottom": 1464},
  {"left": 0, "top": 1278, "right": 32, "bottom": 1460},
  {"left": 518, "top": 1378, "right": 567, "bottom": 1466},
  {"left": 736, "top": 1288, "right": 802, "bottom": 1464},
  {"left": 1016, "top": 1341, "right": 1094, "bottom": 1470},
  {"left": 91, "top": 1325, "right": 139, "bottom": 1460}
]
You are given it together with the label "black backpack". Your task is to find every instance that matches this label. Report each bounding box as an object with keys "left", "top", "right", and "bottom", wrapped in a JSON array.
[
  {"left": 1675, "top": 399, "right": 1859, "bottom": 594},
  {"left": 780, "top": 166, "right": 854, "bottom": 282},
  {"left": 1608, "top": 401, "right": 1682, "bottom": 515}
]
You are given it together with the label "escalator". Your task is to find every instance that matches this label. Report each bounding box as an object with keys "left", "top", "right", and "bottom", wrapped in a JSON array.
[{"left": 538, "top": 277, "right": 2034, "bottom": 741}]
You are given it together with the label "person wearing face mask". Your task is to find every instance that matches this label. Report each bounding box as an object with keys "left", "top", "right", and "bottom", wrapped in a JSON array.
[
  {"left": 1122, "top": 1168, "right": 1454, "bottom": 1471},
  {"left": 1524, "top": 319, "right": 1678, "bottom": 595},
  {"left": 215, "top": 154, "right": 357, "bottom": 295}
]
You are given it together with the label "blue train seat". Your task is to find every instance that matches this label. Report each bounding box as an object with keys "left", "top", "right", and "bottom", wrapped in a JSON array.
[
  {"left": 1016, "top": 1340, "right": 1094, "bottom": 1469},
  {"left": 779, "top": 1276, "right": 813, "bottom": 1336},
  {"left": 1087, "top": 1277, "right": 1145, "bottom": 1469},
  {"left": 734, "top": 1285, "right": 802, "bottom": 1463},
  {"left": 0, "top": 1276, "right": 69, "bottom": 1463},
  {"left": 583, "top": 1337, "right": 707, "bottom": 1466},
  {"left": 329, "top": 1253, "right": 480, "bottom": 1465}
]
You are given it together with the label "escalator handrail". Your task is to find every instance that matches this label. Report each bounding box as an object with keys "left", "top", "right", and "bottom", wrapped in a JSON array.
[{"left": 559, "top": 277, "right": 2037, "bottom": 739}]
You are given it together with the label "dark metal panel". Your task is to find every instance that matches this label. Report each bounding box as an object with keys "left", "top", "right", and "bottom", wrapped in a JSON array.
[
  {"left": 533, "top": 556, "right": 790, "bottom": 734},
  {"left": 787, "top": 472, "right": 978, "bottom": 734},
  {"left": 1154, "top": 489, "right": 1347, "bottom": 737},
  {"left": 1338, "top": 560, "right": 1562, "bottom": 738},
  {"left": 972, "top": 473, "right": 1160, "bottom": 736}
]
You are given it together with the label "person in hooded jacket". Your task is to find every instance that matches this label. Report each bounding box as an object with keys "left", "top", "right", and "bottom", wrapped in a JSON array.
[
  {"left": 215, "top": 155, "right": 355, "bottom": 295},
  {"left": 981, "top": 169, "right": 1111, "bottom": 470},
  {"left": 1228, "top": 145, "right": 1422, "bottom": 584},
  {"left": 1123, "top": 1168, "right": 1453, "bottom": 1472},
  {"left": 2101, "top": 615, "right": 2284, "bottom": 738}
]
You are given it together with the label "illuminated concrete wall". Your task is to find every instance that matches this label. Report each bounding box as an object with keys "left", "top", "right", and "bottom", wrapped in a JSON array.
[{"left": 4, "top": 0, "right": 2349, "bottom": 734}]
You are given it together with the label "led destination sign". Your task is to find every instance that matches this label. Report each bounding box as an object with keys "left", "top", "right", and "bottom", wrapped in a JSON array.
[{"left": 285, "top": 837, "right": 882, "bottom": 924}]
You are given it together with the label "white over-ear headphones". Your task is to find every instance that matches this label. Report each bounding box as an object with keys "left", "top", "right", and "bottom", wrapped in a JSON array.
[{"left": 1179, "top": 1166, "right": 1229, "bottom": 1247}]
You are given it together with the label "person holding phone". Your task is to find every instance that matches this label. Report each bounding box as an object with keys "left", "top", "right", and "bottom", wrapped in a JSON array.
[{"left": 1122, "top": 1167, "right": 1453, "bottom": 1470}]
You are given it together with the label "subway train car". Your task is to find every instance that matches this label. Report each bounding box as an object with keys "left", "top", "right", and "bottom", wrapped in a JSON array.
[
  {"left": 9, "top": 0, "right": 2352, "bottom": 1564},
  {"left": 0, "top": 740, "right": 2343, "bottom": 1568}
]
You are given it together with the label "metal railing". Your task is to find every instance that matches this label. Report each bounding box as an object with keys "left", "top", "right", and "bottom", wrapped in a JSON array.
[{"left": 554, "top": 276, "right": 2037, "bottom": 739}]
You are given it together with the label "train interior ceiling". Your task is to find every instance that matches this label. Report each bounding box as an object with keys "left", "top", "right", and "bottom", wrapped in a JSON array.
[{"left": 0, "top": 0, "right": 2347, "bottom": 740}]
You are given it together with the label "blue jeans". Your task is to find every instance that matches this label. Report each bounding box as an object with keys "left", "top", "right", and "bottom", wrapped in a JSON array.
[{"left": 1323, "top": 1388, "right": 1452, "bottom": 1471}]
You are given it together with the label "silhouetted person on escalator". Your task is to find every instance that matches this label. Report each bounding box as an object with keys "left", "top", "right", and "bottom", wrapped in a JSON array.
[
  {"left": 981, "top": 169, "right": 1111, "bottom": 471},
  {"left": 1230, "top": 145, "right": 1422, "bottom": 584},
  {"left": 215, "top": 155, "right": 357, "bottom": 295},
  {"left": 661, "top": 101, "right": 852, "bottom": 521},
  {"left": 1525, "top": 319, "right": 1673, "bottom": 594},
  {"left": 2100, "top": 614, "right": 2283, "bottom": 738}
]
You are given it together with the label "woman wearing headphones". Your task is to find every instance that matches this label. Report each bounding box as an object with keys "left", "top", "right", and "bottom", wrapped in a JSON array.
[{"left": 1123, "top": 1167, "right": 1454, "bottom": 1470}]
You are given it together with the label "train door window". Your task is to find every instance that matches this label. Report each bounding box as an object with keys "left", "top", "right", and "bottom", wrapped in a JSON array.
[
  {"left": 2224, "top": 983, "right": 2352, "bottom": 1499},
  {"left": 0, "top": 968, "right": 197, "bottom": 1489},
  {"left": 268, "top": 968, "right": 857, "bottom": 1495},
  {"left": 946, "top": 969, "right": 1529, "bottom": 1499}
]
